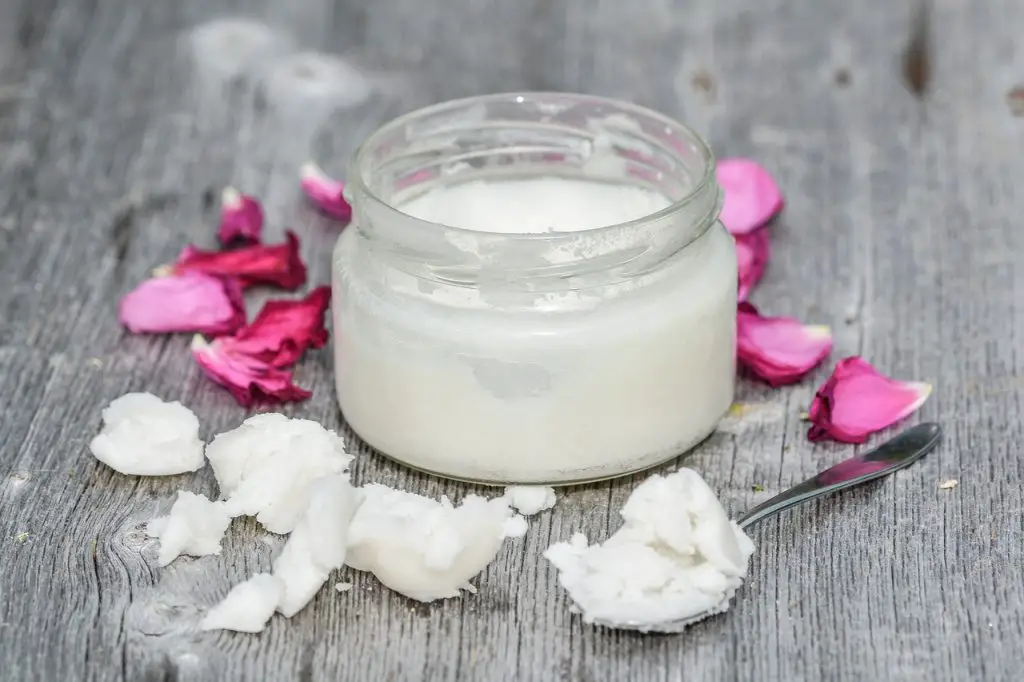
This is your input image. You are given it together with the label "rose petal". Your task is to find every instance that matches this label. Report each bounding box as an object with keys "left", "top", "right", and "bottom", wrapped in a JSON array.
[
  {"left": 218, "top": 187, "right": 264, "bottom": 246},
  {"left": 171, "top": 230, "right": 307, "bottom": 290},
  {"left": 228, "top": 286, "right": 332, "bottom": 367},
  {"left": 300, "top": 162, "right": 352, "bottom": 220},
  {"left": 717, "top": 158, "right": 784, "bottom": 235},
  {"left": 807, "top": 356, "right": 932, "bottom": 443},
  {"left": 737, "top": 302, "right": 832, "bottom": 387},
  {"left": 735, "top": 229, "right": 770, "bottom": 302},
  {"left": 191, "top": 335, "right": 312, "bottom": 407},
  {"left": 119, "top": 273, "right": 245, "bottom": 336}
]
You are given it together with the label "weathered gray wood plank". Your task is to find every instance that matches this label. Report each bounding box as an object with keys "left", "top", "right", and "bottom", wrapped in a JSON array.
[{"left": 1, "top": 0, "right": 1023, "bottom": 680}]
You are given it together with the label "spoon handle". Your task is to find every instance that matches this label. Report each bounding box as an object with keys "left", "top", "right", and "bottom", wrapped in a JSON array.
[{"left": 735, "top": 423, "right": 942, "bottom": 530}]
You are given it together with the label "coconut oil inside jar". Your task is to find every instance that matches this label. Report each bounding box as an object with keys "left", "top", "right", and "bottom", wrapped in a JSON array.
[{"left": 333, "top": 94, "right": 736, "bottom": 484}]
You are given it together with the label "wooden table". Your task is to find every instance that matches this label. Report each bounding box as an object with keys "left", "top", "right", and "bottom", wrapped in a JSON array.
[{"left": 1, "top": 0, "right": 1021, "bottom": 679}]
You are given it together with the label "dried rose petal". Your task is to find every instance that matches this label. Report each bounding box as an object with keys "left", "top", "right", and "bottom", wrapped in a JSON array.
[
  {"left": 189, "top": 287, "right": 331, "bottom": 406},
  {"left": 735, "top": 229, "right": 770, "bottom": 302},
  {"left": 218, "top": 187, "right": 264, "bottom": 246},
  {"left": 717, "top": 158, "right": 784, "bottom": 235},
  {"left": 737, "top": 302, "right": 832, "bottom": 387},
  {"left": 300, "top": 162, "right": 352, "bottom": 220},
  {"left": 171, "top": 231, "right": 306, "bottom": 290},
  {"left": 191, "top": 335, "right": 312, "bottom": 407},
  {"left": 807, "top": 356, "right": 932, "bottom": 444},
  {"left": 119, "top": 273, "right": 245, "bottom": 336},
  {"left": 228, "top": 286, "right": 331, "bottom": 367}
]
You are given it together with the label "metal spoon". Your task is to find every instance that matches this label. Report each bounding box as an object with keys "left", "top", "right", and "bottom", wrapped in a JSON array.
[{"left": 595, "top": 422, "right": 943, "bottom": 633}]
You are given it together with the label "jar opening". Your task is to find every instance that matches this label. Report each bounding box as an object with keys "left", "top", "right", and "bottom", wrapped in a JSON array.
[{"left": 346, "top": 93, "right": 722, "bottom": 289}]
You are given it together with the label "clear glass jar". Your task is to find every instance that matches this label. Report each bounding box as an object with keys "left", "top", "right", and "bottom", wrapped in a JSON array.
[{"left": 332, "top": 93, "right": 735, "bottom": 485}]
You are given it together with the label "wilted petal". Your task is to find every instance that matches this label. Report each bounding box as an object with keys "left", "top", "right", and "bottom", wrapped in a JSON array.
[
  {"left": 737, "top": 302, "right": 832, "bottom": 387},
  {"left": 717, "top": 158, "right": 784, "bottom": 235},
  {"left": 735, "top": 229, "right": 770, "bottom": 301},
  {"left": 228, "top": 286, "right": 332, "bottom": 367},
  {"left": 171, "top": 231, "right": 306, "bottom": 290},
  {"left": 300, "top": 162, "right": 352, "bottom": 220},
  {"left": 119, "top": 273, "right": 245, "bottom": 336},
  {"left": 807, "top": 356, "right": 932, "bottom": 443},
  {"left": 191, "top": 335, "right": 312, "bottom": 407},
  {"left": 218, "top": 187, "right": 264, "bottom": 245}
]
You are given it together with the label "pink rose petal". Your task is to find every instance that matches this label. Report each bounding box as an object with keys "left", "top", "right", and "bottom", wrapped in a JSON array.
[
  {"left": 300, "top": 162, "right": 352, "bottom": 220},
  {"left": 218, "top": 187, "right": 264, "bottom": 246},
  {"left": 119, "top": 273, "right": 245, "bottom": 336},
  {"left": 735, "top": 229, "right": 770, "bottom": 302},
  {"left": 227, "top": 286, "right": 331, "bottom": 367},
  {"left": 191, "top": 335, "right": 312, "bottom": 407},
  {"left": 807, "top": 356, "right": 932, "bottom": 444},
  {"left": 717, "top": 158, "right": 784, "bottom": 235},
  {"left": 170, "top": 231, "right": 307, "bottom": 290},
  {"left": 737, "top": 302, "right": 832, "bottom": 387},
  {"left": 188, "top": 287, "right": 331, "bottom": 406}
]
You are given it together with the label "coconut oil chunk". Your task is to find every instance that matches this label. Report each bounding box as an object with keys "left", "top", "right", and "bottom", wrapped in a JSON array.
[
  {"left": 201, "top": 573, "right": 283, "bottom": 633},
  {"left": 147, "top": 491, "right": 232, "bottom": 566},
  {"left": 205, "top": 413, "right": 353, "bottom": 533},
  {"left": 505, "top": 486, "right": 557, "bottom": 516},
  {"left": 273, "top": 473, "right": 358, "bottom": 617},
  {"left": 89, "top": 392, "right": 205, "bottom": 475},
  {"left": 345, "top": 485, "right": 515, "bottom": 602},
  {"left": 544, "top": 468, "right": 755, "bottom": 630}
]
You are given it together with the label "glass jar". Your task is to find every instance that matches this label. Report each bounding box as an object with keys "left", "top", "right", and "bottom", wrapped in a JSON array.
[{"left": 332, "top": 93, "right": 735, "bottom": 485}]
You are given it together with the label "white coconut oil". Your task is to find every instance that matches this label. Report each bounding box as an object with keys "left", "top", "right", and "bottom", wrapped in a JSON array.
[{"left": 333, "top": 93, "right": 735, "bottom": 484}]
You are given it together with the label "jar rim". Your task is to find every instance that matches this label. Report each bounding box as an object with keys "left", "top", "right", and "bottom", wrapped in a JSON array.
[{"left": 347, "top": 91, "right": 719, "bottom": 243}]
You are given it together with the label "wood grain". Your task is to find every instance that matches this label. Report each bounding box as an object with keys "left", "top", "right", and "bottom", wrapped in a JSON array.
[{"left": 1, "top": 0, "right": 1022, "bottom": 680}]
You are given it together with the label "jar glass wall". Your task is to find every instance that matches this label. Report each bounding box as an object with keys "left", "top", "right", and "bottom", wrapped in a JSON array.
[{"left": 332, "top": 93, "right": 735, "bottom": 484}]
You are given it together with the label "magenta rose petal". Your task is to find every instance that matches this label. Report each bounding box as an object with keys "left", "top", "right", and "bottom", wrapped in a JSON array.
[
  {"left": 735, "top": 229, "right": 770, "bottom": 302},
  {"left": 227, "top": 286, "right": 332, "bottom": 367},
  {"left": 191, "top": 335, "right": 312, "bottom": 407},
  {"left": 807, "top": 356, "right": 933, "bottom": 444},
  {"left": 170, "top": 230, "right": 307, "bottom": 290},
  {"left": 737, "top": 302, "right": 833, "bottom": 387},
  {"left": 300, "top": 162, "right": 352, "bottom": 220},
  {"left": 717, "top": 158, "right": 784, "bottom": 235},
  {"left": 218, "top": 187, "right": 264, "bottom": 246}
]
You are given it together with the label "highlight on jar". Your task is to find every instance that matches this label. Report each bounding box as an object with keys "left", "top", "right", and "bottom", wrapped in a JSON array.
[{"left": 333, "top": 92, "right": 737, "bottom": 485}]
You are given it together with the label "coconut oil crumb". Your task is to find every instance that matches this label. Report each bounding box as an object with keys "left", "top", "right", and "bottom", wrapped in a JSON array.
[
  {"left": 273, "top": 473, "right": 358, "bottom": 617},
  {"left": 205, "top": 413, "right": 353, "bottom": 533},
  {"left": 505, "top": 486, "right": 557, "bottom": 516},
  {"left": 201, "top": 573, "right": 283, "bottom": 633},
  {"left": 345, "top": 485, "right": 515, "bottom": 602},
  {"left": 147, "top": 491, "right": 232, "bottom": 566},
  {"left": 89, "top": 393, "right": 205, "bottom": 476},
  {"left": 939, "top": 479, "right": 958, "bottom": 490},
  {"left": 544, "top": 468, "right": 755, "bottom": 630},
  {"left": 95, "top": 399, "right": 550, "bottom": 629}
]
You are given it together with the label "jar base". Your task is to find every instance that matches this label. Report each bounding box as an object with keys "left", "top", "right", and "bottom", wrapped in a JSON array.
[{"left": 341, "top": 407, "right": 729, "bottom": 487}]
